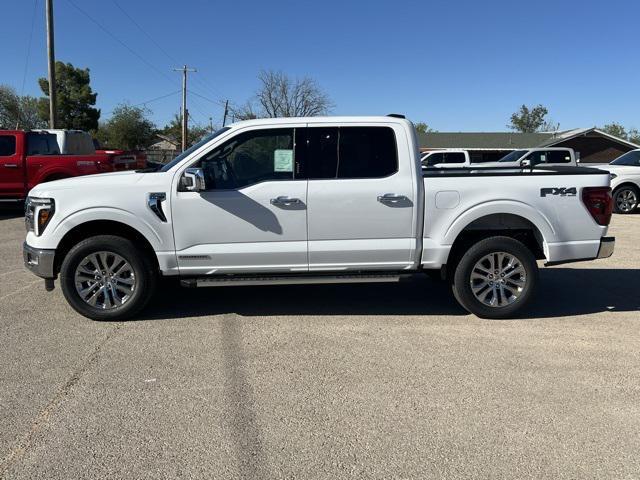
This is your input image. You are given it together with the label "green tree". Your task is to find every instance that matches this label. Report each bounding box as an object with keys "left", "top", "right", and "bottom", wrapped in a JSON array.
[
  {"left": 37, "top": 62, "right": 100, "bottom": 131},
  {"left": 160, "top": 114, "right": 210, "bottom": 148},
  {"left": 601, "top": 123, "right": 640, "bottom": 145},
  {"left": 601, "top": 123, "right": 629, "bottom": 139},
  {"left": 0, "top": 84, "right": 46, "bottom": 130},
  {"left": 414, "top": 122, "right": 434, "bottom": 134},
  {"left": 508, "top": 104, "right": 551, "bottom": 133},
  {"left": 96, "top": 104, "right": 156, "bottom": 150}
]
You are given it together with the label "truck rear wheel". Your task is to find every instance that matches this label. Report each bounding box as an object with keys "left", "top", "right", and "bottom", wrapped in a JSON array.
[
  {"left": 451, "top": 236, "right": 538, "bottom": 319},
  {"left": 60, "top": 235, "right": 156, "bottom": 321}
]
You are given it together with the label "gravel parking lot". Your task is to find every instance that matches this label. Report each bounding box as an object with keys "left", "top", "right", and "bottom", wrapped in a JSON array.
[{"left": 1, "top": 206, "right": 639, "bottom": 479}]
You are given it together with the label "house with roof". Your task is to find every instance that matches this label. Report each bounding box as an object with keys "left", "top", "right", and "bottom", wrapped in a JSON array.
[{"left": 418, "top": 128, "right": 639, "bottom": 164}]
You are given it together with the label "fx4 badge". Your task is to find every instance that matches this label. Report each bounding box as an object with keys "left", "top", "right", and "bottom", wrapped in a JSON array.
[{"left": 540, "top": 187, "right": 577, "bottom": 197}]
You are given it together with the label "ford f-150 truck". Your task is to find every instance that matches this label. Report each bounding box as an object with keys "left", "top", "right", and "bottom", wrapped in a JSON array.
[
  {"left": 22, "top": 116, "right": 615, "bottom": 320},
  {"left": 0, "top": 129, "right": 145, "bottom": 201},
  {"left": 421, "top": 147, "right": 578, "bottom": 169}
]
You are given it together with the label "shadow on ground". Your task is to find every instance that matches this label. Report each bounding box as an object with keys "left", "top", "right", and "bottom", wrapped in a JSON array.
[{"left": 140, "top": 268, "right": 640, "bottom": 321}]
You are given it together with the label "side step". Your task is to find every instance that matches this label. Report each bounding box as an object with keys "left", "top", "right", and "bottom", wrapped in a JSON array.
[{"left": 180, "top": 273, "right": 409, "bottom": 288}]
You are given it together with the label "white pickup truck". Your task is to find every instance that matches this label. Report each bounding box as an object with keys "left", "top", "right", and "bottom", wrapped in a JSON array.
[
  {"left": 422, "top": 147, "right": 578, "bottom": 168},
  {"left": 23, "top": 116, "right": 615, "bottom": 321}
]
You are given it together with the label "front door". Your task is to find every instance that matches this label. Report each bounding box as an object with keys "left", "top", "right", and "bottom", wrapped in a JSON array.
[
  {"left": 171, "top": 126, "right": 308, "bottom": 275},
  {"left": 304, "top": 125, "right": 417, "bottom": 271},
  {"left": 0, "top": 134, "right": 24, "bottom": 198}
]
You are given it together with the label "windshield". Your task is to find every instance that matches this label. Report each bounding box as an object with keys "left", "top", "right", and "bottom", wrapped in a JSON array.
[
  {"left": 160, "top": 127, "right": 231, "bottom": 172},
  {"left": 610, "top": 150, "right": 640, "bottom": 166},
  {"left": 498, "top": 150, "right": 528, "bottom": 163}
]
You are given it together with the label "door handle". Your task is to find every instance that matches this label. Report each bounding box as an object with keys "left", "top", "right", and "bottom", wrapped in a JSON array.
[
  {"left": 3, "top": 164, "right": 18, "bottom": 168},
  {"left": 377, "top": 193, "right": 407, "bottom": 204},
  {"left": 270, "top": 196, "right": 302, "bottom": 206}
]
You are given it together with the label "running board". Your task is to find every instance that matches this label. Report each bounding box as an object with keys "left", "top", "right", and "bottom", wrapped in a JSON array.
[{"left": 180, "top": 273, "right": 408, "bottom": 288}]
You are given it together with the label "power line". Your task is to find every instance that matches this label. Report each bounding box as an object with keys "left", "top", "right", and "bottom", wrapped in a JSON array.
[
  {"left": 102, "top": 90, "right": 180, "bottom": 116},
  {"left": 111, "top": 0, "right": 178, "bottom": 64},
  {"left": 20, "top": 0, "right": 39, "bottom": 97},
  {"left": 187, "top": 89, "right": 227, "bottom": 108},
  {"left": 109, "top": 0, "right": 227, "bottom": 102},
  {"left": 64, "top": 0, "right": 177, "bottom": 87}
]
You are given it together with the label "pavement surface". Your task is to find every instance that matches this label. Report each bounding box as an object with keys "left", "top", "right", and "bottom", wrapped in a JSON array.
[{"left": 1, "top": 205, "right": 639, "bottom": 479}]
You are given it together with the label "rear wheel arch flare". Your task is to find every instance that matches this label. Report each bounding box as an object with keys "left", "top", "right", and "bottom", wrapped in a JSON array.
[{"left": 446, "top": 213, "right": 547, "bottom": 276}]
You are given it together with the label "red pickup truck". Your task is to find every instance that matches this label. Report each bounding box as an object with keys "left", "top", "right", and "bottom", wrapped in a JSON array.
[{"left": 0, "top": 129, "right": 146, "bottom": 201}]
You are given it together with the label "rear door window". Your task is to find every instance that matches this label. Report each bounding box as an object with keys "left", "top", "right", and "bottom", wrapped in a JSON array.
[
  {"left": 0, "top": 136, "right": 16, "bottom": 156},
  {"left": 306, "top": 126, "right": 398, "bottom": 179},
  {"left": 546, "top": 150, "right": 572, "bottom": 163},
  {"left": 26, "top": 133, "right": 60, "bottom": 155},
  {"left": 443, "top": 152, "right": 466, "bottom": 164}
]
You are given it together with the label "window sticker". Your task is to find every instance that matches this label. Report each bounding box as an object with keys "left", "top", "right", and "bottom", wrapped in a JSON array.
[{"left": 274, "top": 149, "right": 293, "bottom": 172}]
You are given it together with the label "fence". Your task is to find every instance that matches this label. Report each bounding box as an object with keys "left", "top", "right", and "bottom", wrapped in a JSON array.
[{"left": 144, "top": 149, "right": 179, "bottom": 165}]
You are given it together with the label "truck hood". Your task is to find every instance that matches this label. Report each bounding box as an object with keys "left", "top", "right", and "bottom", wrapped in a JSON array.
[
  {"left": 602, "top": 164, "right": 640, "bottom": 174},
  {"left": 29, "top": 170, "right": 148, "bottom": 197}
]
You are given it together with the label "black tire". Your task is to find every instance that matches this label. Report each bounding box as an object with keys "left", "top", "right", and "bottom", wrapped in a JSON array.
[
  {"left": 613, "top": 185, "right": 639, "bottom": 214},
  {"left": 60, "top": 235, "right": 156, "bottom": 321},
  {"left": 451, "top": 236, "right": 538, "bottom": 319}
]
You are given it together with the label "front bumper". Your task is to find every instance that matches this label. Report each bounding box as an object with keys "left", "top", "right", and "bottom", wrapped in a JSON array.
[
  {"left": 596, "top": 236, "right": 615, "bottom": 259},
  {"left": 23, "top": 242, "right": 56, "bottom": 279}
]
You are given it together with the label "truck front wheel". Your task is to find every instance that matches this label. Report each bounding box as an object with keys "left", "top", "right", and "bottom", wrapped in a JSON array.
[
  {"left": 60, "top": 235, "right": 156, "bottom": 321},
  {"left": 451, "top": 236, "right": 538, "bottom": 319}
]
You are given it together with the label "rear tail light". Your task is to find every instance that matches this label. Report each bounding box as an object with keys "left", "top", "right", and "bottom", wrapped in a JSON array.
[{"left": 582, "top": 187, "right": 613, "bottom": 226}]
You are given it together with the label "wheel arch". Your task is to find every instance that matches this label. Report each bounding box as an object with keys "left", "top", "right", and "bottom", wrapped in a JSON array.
[
  {"left": 53, "top": 220, "right": 159, "bottom": 275},
  {"left": 444, "top": 211, "right": 548, "bottom": 279},
  {"left": 613, "top": 181, "right": 640, "bottom": 193}
]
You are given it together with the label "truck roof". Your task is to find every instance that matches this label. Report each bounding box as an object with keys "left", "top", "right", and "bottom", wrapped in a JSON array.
[{"left": 228, "top": 116, "right": 413, "bottom": 128}]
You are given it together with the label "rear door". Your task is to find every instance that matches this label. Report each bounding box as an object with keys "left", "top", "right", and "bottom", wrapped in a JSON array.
[
  {"left": 0, "top": 134, "right": 24, "bottom": 198},
  {"left": 305, "top": 124, "right": 417, "bottom": 271}
]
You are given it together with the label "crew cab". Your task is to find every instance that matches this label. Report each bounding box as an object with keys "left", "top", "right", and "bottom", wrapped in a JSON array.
[
  {"left": 0, "top": 129, "right": 145, "bottom": 201},
  {"left": 604, "top": 149, "right": 640, "bottom": 213},
  {"left": 22, "top": 116, "right": 615, "bottom": 321}
]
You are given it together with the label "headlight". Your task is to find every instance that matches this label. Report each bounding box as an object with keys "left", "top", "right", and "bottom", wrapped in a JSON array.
[
  {"left": 25, "top": 197, "right": 55, "bottom": 236},
  {"left": 610, "top": 173, "right": 617, "bottom": 180}
]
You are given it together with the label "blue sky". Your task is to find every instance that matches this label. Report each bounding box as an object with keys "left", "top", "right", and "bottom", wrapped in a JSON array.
[{"left": 2, "top": 0, "right": 639, "bottom": 131}]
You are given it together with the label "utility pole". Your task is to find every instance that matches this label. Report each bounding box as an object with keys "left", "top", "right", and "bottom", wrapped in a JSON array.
[
  {"left": 222, "top": 99, "right": 229, "bottom": 127},
  {"left": 173, "top": 65, "right": 196, "bottom": 151},
  {"left": 208, "top": 117, "right": 213, "bottom": 133},
  {"left": 46, "top": 0, "right": 57, "bottom": 128}
]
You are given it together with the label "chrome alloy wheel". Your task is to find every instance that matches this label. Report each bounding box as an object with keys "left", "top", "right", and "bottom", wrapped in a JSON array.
[
  {"left": 615, "top": 188, "right": 638, "bottom": 213},
  {"left": 470, "top": 251, "right": 526, "bottom": 308},
  {"left": 74, "top": 251, "right": 136, "bottom": 309}
]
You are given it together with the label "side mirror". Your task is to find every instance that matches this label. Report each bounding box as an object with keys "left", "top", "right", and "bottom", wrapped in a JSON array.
[
  {"left": 520, "top": 159, "right": 531, "bottom": 167},
  {"left": 181, "top": 168, "right": 206, "bottom": 192}
]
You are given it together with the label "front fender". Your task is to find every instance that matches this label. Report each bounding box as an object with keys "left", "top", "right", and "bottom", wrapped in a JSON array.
[{"left": 30, "top": 206, "right": 165, "bottom": 251}]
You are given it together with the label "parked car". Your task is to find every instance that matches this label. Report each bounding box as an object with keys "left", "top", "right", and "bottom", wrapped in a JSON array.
[
  {"left": 0, "top": 129, "right": 145, "bottom": 202},
  {"left": 604, "top": 149, "right": 640, "bottom": 213},
  {"left": 482, "top": 147, "right": 578, "bottom": 168},
  {"left": 23, "top": 116, "right": 614, "bottom": 321}
]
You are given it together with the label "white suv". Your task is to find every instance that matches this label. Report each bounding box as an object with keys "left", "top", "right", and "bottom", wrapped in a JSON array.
[{"left": 605, "top": 149, "right": 640, "bottom": 213}]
